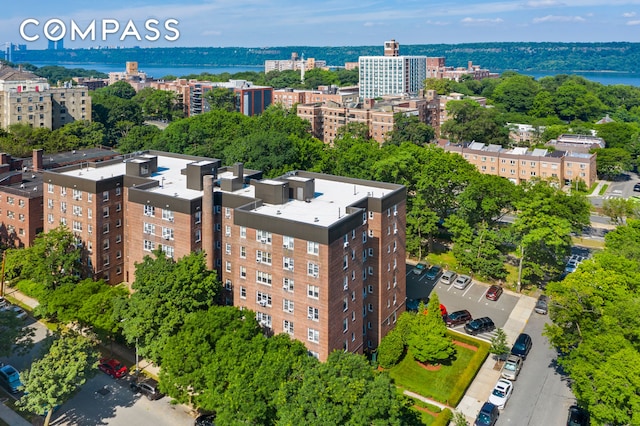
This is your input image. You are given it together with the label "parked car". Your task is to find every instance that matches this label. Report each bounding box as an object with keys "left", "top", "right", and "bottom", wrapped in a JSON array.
[
  {"left": 425, "top": 265, "right": 442, "bottom": 281},
  {"left": 0, "top": 364, "right": 22, "bottom": 393},
  {"left": 500, "top": 354, "right": 523, "bottom": 381},
  {"left": 535, "top": 295, "right": 549, "bottom": 315},
  {"left": 130, "top": 378, "right": 164, "bottom": 400},
  {"left": 453, "top": 274, "right": 472, "bottom": 290},
  {"left": 445, "top": 310, "right": 472, "bottom": 327},
  {"left": 195, "top": 414, "right": 216, "bottom": 426},
  {"left": 567, "top": 405, "right": 589, "bottom": 426},
  {"left": 474, "top": 402, "right": 499, "bottom": 426},
  {"left": 412, "top": 263, "right": 427, "bottom": 275},
  {"left": 0, "top": 296, "right": 7, "bottom": 308},
  {"left": 486, "top": 285, "right": 503, "bottom": 301},
  {"left": 634, "top": 183, "right": 640, "bottom": 192},
  {"left": 98, "top": 358, "right": 128, "bottom": 379},
  {"left": 564, "top": 259, "right": 579, "bottom": 273},
  {"left": 440, "top": 271, "right": 457, "bottom": 285},
  {"left": 488, "top": 378, "right": 513, "bottom": 409},
  {"left": 0, "top": 304, "right": 27, "bottom": 320},
  {"left": 511, "top": 333, "right": 532, "bottom": 360},
  {"left": 464, "top": 317, "right": 495, "bottom": 335},
  {"left": 406, "top": 297, "right": 428, "bottom": 312}
]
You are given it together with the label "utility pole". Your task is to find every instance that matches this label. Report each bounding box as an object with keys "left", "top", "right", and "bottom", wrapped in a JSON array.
[{"left": 0, "top": 250, "right": 6, "bottom": 297}]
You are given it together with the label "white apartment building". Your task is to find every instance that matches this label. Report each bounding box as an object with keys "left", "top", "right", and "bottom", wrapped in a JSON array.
[{"left": 358, "top": 56, "right": 427, "bottom": 100}]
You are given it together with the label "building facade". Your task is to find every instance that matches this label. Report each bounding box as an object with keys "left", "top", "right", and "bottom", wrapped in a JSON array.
[
  {"left": 426, "top": 57, "right": 499, "bottom": 81},
  {"left": 42, "top": 150, "right": 407, "bottom": 360},
  {"left": 358, "top": 40, "right": 426, "bottom": 100},
  {"left": 264, "top": 52, "right": 327, "bottom": 73},
  {"left": 444, "top": 141, "right": 597, "bottom": 187}
]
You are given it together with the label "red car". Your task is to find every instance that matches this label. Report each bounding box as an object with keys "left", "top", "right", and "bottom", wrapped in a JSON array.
[
  {"left": 98, "top": 358, "right": 128, "bottom": 378},
  {"left": 486, "top": 285, "right": 504, "bottom": 301}
]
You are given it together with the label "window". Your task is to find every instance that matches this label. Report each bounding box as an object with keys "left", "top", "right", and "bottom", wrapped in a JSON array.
[
  {"left": 47, "top": 213, "right": 54, "bottom": 223},
  {"left": 225, "top": 243, "right": 231, "bottom": 255},
  {"left": 283, "top": 320, "right": 294, "bottom": 335},
  {"left": 162, "top": 227, "right": 174, "bottom": 240},
  {"left": 60, "top": 188, "right": 67, "bottom": 197},
  {"left": 116, "top": 203, "right": 121, "bottom": 212},
  {"left": 283, "top": 235, "right": 295, "bottom": 249},
  {"left": 103, "top": 239, "right": 110, "bottom": 250},
  {"left": 87, "top": 193, "right": 92, "bottom": 203},
  {"left": 307, "top": 306, "right": 319, "bottom": 321},
  {"left": 369, "top": 211, "right": 374, "bottom": 219},
  {"left": 47, "top": 199, "right": 54, "bottom": 209},
  {"left": 72, "top": 189, "right": 82, "bottom": 200},
  {"left": 60, "top": 202, "right": 67, "bottom": 213},
  {"left": 103, "top": 256, "right": 110, "bottom": 267},
  {"left": 103, "top": 223, "right": 110, "bottom": 234},
  {"left": 225, "top": 225, "right": 231, "bottom": 237},
  {"left": 343, "top": 318, "right": 348, "bottom": 333},
  {"left": 195, "top": 211, "right": 201, "bottom": 224},
  {"left": 143, "top": 205, "right": 155, "bottom": 216},
  {"left": 18, "top": 199, "right": 24, "bottom": 208},
  {"left": 257, "top": 291, "right": 272, "bottom": 307},
  {"left": 102, "top": 191, "right": 109, "bottom": 202},
  {"left": 283, "top": 277, "right": 294, "bottom": 292},
  {"left": 72, "top": 205, "right": 82, "bottom": 216},
  {"left": 240, "top": 286, "right": 246, "bottom": 299},
  {"left": 307, "top": 262, "right": 319, "bottom": 277},
  {"left": 116, "top": 250, "right": 122, "bottom": 259},
  {"left": 195, "top": 229, "right": 201, "bottom": 242},
  {"left": 162, "top": 209, "right": 174, "bottom": 222},
  {"left": 307, "top": 285, "right": 319, "bottom": 299},
  {"left": 144, "top": 222, "right": 155, "bottom": 235},
  {"left": 47, "top": 183, "right": 54, "bottom": 193},
  {"left": 256, "top": 271, "right": 272, "bottom": 285},
  {"left": 240, "top": 266, "right": 247, "bottom": 279},
  {"left": 343, "top": 296, "right": 348, "bottom": 312},
  {"left": 257, "top": 230, "right": 272, "bottom": 244},
  {"left": 308, "top": 328, "right": 319, "bottom": 343},
  {"left": 72, "top": 221, "right": 82, "bottom": 232},
  {"left": 343, "top": 255, "right": 348, "bottom": 270},
  {"left": 283, "top": 299, "right": 294, "bottom": 313},
  {"left": 240, "top": 246, "right": 246, "bottom": 258},
  {"left": 225, "top": 261, "right": 231, "bottom": 272},
  {"left": 144, "top": 240, "right": 155, "bottom": 251},
  {"left": 240, "top": 226, "right": 246, "bottom": 238},
  {"left": 283, "top": 257, "right": 294, "bottom": 271},
  {"left": 256, "top": 250, "right": 272, "bottom": 265},
  {"left": 256, "top": 312, "right": 272, "bottom": 328},
  {"left": 224, "top": 207, "right": 231, "bottom": 218},
  {"left": 116, "top": 219, "right": 122, "bottom": 228},
  {"left": 87, "top": 224, "right": 93, "bottom": 234}
]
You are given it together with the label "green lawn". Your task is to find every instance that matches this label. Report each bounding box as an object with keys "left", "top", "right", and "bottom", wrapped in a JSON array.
[{"left": 388, "top": 345, "right": 476, "bottom": 404}]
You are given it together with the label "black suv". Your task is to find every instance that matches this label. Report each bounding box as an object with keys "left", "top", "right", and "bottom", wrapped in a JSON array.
[
  {"left": 567, "top": 405, "right": 589, "bottom": 426},
  {"left": 464, "top": 317, "right": 495, "bottom": 335},
  {"left": 445, "top": 310, "right": 472, "bottom": 327},
  {"left": 475, "top": 402, "right": 499, "bottom": 426},
  {"left": 130, "top": 378, "right": 164, "bottom": 400},
  {"left": 511, "top": 333, "right": 532, "bottom": 360}
]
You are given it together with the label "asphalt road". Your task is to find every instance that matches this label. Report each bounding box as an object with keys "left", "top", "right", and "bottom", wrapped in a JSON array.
[{"left": 495, "top": 312, "right": 576, "bottom": 426}]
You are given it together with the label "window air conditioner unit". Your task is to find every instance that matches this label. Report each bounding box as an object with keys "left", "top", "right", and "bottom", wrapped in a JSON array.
[
  {"left": 343, "top": 241, "right": 349, "bottom": 248},
  {"left": 313, "top": 273, "right": 319, "bottom": 278},
  {"left": 393, "top": 229, "right": 398, "bottom": 235},
  {"left": 307, "top": 314, "right": 314, "bottom": 320},
  {"left": 393, "top": 211, "right": 397, "bottom": 216},
  {"left": 261, "top": 238, "right": 267, "bottom": 244},
  {"left": 283, "top": 244, "right": 289, "bottom": 249},
  {"left": 343, "top": 284, "right": 349, "bottom": 291},
  {"left": 283, "top": 285, "right": 289, "bottom": 291},
  {"left": 168, "top": 218, "right": 174, "bottom": 222},
  {"left": 258, "top": 300, "right": 267, "bottom": 306},
  {"left": 256, "top": 257, "right": 261, "bottom": 263},
  {"left": 164, "top": 236, "right": 170, "bottom": 240}
]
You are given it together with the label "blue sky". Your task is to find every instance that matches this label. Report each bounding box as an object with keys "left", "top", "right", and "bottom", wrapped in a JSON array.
[{"left": 4, "top": 0, "right": 640, "bottom": 48}]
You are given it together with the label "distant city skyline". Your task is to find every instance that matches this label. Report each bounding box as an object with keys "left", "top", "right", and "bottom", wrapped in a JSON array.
[{"left": 4, "top": 0, "right": 640, "bottom": 49}]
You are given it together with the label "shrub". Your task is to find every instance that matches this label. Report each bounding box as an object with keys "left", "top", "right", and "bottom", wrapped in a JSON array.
[
  {"left": 432, "top": 408, "right": 453, "bottom": 426},
  {"left": 446, "top": 332, "right": 490, "bottom": 407},
  {"left": 378, "top": 328, "right": 405, "bottom": 368}
]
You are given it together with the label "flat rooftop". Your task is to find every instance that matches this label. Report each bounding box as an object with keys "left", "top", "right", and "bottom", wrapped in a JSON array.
[
  {"left": 227, "top": 175, "right": 398, "bottom": 227},
  {"left": 60, "top": 154, "right": 204, "bottom": 200}
]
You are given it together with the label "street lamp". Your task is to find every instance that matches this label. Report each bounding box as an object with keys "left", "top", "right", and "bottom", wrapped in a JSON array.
[{"left": 135, "top": 336, "right": 139, "bottom": 379}]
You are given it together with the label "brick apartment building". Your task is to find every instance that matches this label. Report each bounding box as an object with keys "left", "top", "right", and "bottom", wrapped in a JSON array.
[
  {"left": 297, "top": 96, "right": 435, "bottom": 145},
  {"left": 444, "top": 141, "right": 597, "bottom": 187},
  {"left": 426, "top": 57, "right": 499, "bottom": 81},
  {"left": 264, "top": 52, "right": 327, "bottom": 73},
  {"left": 0, "top": 148, "right": 119, "bottom": 248},
  {"left": 41, "top": 151, "right": 407, "bottom": 360},
  {"left": 273, "top": 86, "right": 359, "bottom": 110},
  {"left": 0, "top": 66, "right": 91, "bottom": 130}
]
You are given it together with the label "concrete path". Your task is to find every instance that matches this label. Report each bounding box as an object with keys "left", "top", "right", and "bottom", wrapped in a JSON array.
[
  {"left": 588, "top": 180, "right": 606, "bottom": 197},
  {"left": 455, "top": 294, "right": 537, "bottom": 422},
  {"left": 0, "top": 400, "right": 31, "bottom": 426},
  {"left": 403, "top": 390, "right": 450, "bottom": 411}
]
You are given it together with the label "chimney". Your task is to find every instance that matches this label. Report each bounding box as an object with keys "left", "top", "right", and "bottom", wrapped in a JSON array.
[
  {"left": 0, "top": 153, "right": 9, "bottom": 166},
  {"left": 468, "top": 61, "right": 473, "bottom": 70},
  {"left": 33, "top": 149, "right": 44, "bottom": 172},
  {"left": 233, "top": 162, "right": 244, "bottom": 179}
]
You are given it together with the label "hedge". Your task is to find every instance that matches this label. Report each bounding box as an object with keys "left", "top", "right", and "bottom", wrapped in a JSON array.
[
  {"left": 445, "top": 330, "right": 490, "bottom": 407},
  {"left": 431, "top": 408, "right": 452, "bottom": 426}
]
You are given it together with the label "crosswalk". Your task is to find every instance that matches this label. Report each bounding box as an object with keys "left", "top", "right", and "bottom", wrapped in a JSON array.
[
  {"left": 449, "top": 325, "right": 498, "bottom": 343},
  {"left": 602, "top": 195, "right": 622, "bottom": 200}
]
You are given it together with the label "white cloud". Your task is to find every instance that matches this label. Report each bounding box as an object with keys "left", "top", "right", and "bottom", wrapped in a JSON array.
[
  {"left": 201, "top": 30, "right": 221, "bottom": 36},
  {"left": 626, "top": 19, "right": 640, "bottom": 25},
  {"left": 623, "top": 11, "right": 637, "bottom": 17},
  {"left": 460, "top": 17, "right": 504, "bottom": 24},
  {"left": 425, "top": 20, "right": 450, "bottom": 26},
  {"left": 532, "top": 15, "right": 586, "bottom": 23},
  {"left": 524, "top": 0, "right": 564, "bottom": 8}
]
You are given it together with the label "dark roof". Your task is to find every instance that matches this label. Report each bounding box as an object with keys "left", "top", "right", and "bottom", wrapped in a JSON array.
[
  {"left": 22, "top": 148, "right": 121, "bottom": 170},
  {"left": 549, "top": 150, "right": 566, "bottom": 158},
  {"left": 0, "top": 66, "right": 41, "bottom": 81},
  {"left": 0, "top": 171, "right": 43, "bottom": 199}
]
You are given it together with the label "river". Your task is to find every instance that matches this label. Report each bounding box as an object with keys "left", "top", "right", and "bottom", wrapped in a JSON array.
[{"left": 28, "top": 62, "right": 640, "bottom": 86}]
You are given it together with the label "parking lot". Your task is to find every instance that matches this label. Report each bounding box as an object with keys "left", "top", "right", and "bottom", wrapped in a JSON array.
[{"left": 406, "top": 264, "right": 520, "bottom": 342}]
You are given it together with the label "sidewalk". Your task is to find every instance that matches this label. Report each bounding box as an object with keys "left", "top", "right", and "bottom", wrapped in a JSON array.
[
  {"left": 0, "top": 400, "right": 31, "bottom": 426},
  {"left": 455, "top": 294, "right": 537, "bottom": 422}
]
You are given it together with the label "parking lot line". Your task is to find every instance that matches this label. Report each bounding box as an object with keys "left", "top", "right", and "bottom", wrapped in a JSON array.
[
  {"left": 461, "top": 282, "right": 474, "bottom": 297},
  {"left": 478, "top": 289, "right": 488, "bottom": 303}
]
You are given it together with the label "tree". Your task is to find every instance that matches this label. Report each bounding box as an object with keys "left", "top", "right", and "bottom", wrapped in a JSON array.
[
  {"left": 385, "top": 113, "right": 435, "bottom": 146},
  {"left": 491, "top": 75, "right": 539, "bottom": 114},
  {"left": 407, "top": 295, "right": 454, "bottom": 364},
  {"left": 203, "top": 87, "right": 236, "bottom": 112},
  {"left": 18, "top": 226, "right": 83, "bottom": 291},
  {"left": 377, "top": 328, "right": 405, "bottom": 368},
  {"left": 275, "top": 350, "right": 417, "bottom": 425},
  {"left": 0, "top": 309, "right": 35, "bottom": 358},
  {"left": 117, "top": 251, "right": 221, "bottom": 364},
  {"left": 17, "top": 333, "right": 99, "bottom": 426},
  {"left": 440, "top": 99, "right": 509, "bottom": 146},
  {"left": 593, "top": 147, "right": 633, "bottom": 179},
  {"left": 602, "top": 197, "right": 640, "bottom": 225},
  {"left": 452, "top": 410, "right": 470, "bottom": 426},
  {"left": 489, "top": 328, "right": 510, "bottom": 361},
  {"left": 100, "top": 80, "right": 136, "bottom": 99}
]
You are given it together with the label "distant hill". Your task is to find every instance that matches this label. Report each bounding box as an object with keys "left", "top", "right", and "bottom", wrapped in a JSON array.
[{"left": 12, "top": 42, "right": 640, "bottom": 73}]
